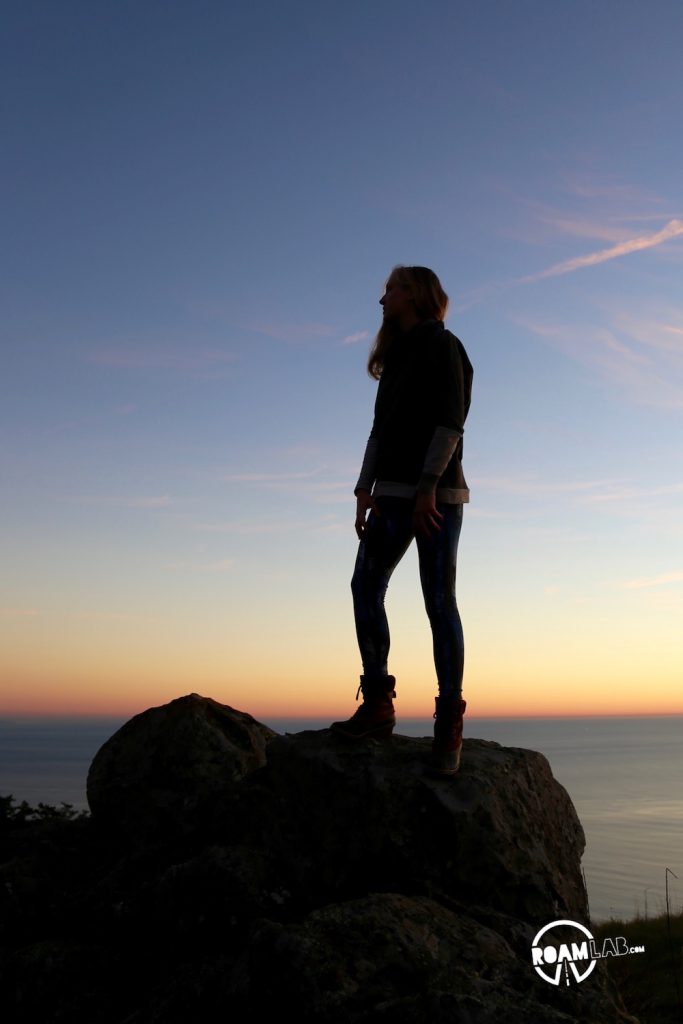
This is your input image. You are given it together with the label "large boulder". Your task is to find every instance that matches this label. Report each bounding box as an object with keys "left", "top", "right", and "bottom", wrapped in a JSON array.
[
  {"left": 86, "top": 692, "right": 275, "bottom": 832},
  {"left": 7, "top": 694, "right": 636, "bottom": 1024},
  {"left": 221, "top": 729, "right": 589, "bottom": 925},
  {"left": 228, "top": 893, "right": 587, "bottom": 1023}
]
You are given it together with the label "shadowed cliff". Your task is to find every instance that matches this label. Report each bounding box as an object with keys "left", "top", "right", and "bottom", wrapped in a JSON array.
[{"left": 1, "top": 693, "right": 639, "bottom": 1023}]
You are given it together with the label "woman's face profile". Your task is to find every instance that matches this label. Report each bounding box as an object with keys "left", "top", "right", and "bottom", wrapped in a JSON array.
[{"left": 380, "top": 274, "right": 415, "bottom": 325}]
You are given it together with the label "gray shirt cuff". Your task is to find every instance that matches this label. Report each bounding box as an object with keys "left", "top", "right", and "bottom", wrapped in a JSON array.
[
  {"left": 354, "top": 436, "right": 379, "bottom": 494},
  {"left": 418, "top": 426, "right": 462, "bottom": 490}
]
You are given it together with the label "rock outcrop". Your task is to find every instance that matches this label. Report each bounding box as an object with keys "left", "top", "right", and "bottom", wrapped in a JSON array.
[
  {"left": 2, "top": 693, "right": 639, "bottom": 1023},
  {"left": 86, "top": 693, "right": 275, "bottom": 832}
]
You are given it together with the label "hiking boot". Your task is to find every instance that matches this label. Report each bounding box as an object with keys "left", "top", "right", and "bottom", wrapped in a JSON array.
[
  {"left": 330, "top": 675, "right": 396, "bottom": 739},
  {"left": 431, "top": 694, "right": 466, "bottom": 776}
]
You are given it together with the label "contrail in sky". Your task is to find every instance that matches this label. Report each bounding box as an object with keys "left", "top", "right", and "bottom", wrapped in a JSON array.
[{"left": 519, "top": 218, "right": 683, "bottom": 283}]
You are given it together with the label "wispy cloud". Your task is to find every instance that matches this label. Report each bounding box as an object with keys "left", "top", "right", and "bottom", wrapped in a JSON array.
[
  {"left": 534, "top": 215, "right": 635, "bottom": 244},
  {"left": 312, "top": 516, "right": 348, "bottom": 534},
  {"left": 455, "top": 181, "right": 682, "bottom": 311},
  {"left": 516, "top": 315, "right": 683, "bottom": 410},
  {"left": 165, "top": 558, "right": 235, "bottom": 572},
  {"left": 453, "top": 281, "right": 508, "bottom": 313},
  {"left": 612, "top": 311, "right": 683, "bottom": 356},
  {"left": 72, "top": 611, "right": 164, "bottom": 622},
  {"left": 282, "top": 444, "right": 322, "bottom": 457},
  {"left": 128, "top": 495, "right": 172, "bottom": 508},
  {"left": 561, "top": 180, "right": 666, "bottom": 204},
  {"left": 342, "top": 330, "right": 371, "bottom": 345},
  {"left": 222, "top": 470, "right": 322, "bottom": 483},
  {"left": 620, "top": 571, "right": 683, "bottom": 590},
  {"left": 471, "top": 475, "right": 625, "bottom": 498},
  {"left": 196, "top": 510, "right": 346, "bottom": 534},
  {"left": 519, "top": 219, "right": 683, "bottom": 283},
  {"left": 287, "top": 482, "right": 351, "bottom": 505},
  {"left": 579, "top": 482, "right": 683, "bottom": 505},
  {"left": 222, "top": 467, "right": 352, "bottom": 504},
  {"left": 1, "top": 607, "right": 38, "bottom": 617},
  {"left": 609, "top": 212, "right": 683, "bottom": 224},
  {"left": 70, "top": 495, "right": 173, "bottom": 508},
  {"left": 89, "top": 347, "right": 236, "bottom": 373},
  {"left": 247, "top": 321, "right": 336, "bottom": 343},
  {"left": 196, "top": 517, "right": 300, "bottom": 535},
  {"left": 509, "top": 197, "right": 640, "bottom": 244}
]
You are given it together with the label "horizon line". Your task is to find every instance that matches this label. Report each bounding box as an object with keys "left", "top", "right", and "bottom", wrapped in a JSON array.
[{"left": 2, "top": 710, "right": 683, "bottom": 721}]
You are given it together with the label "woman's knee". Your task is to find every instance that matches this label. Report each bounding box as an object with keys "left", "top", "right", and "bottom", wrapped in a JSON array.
[
  {"left": 423, "top": 589, "right": 458, "bottom": 623},
  {"left": 350, "top": 568, "right": 365, "bottom": 599}
]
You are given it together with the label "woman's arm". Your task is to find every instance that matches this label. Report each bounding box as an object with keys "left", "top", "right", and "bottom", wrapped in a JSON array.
[
  {"left": 413, "top": 331, "right": 468, "bottom": 536},
  {"left": 354, "top": 488, "right": 380, "bottom": 540}
]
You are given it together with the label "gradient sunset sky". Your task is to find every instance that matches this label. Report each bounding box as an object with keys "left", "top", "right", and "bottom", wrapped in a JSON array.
[{"left": 3, "top": 1, "right": 683, "bottom": 718}]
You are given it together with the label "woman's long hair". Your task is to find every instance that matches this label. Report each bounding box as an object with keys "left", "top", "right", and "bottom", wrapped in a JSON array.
[{"left": 367, "top": 265, "right": 449, "bottom": 379}]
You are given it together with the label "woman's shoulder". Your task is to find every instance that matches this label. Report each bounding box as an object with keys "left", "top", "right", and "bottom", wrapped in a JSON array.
[
  {"left": 423, "top": 323, "right": 473, "bottom": 379},
  {"left": 420, "top": 320, "right": 462, "bottom": 353}
]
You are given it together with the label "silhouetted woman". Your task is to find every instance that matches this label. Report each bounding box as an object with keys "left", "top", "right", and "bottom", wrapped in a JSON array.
[{"left": 331, "top": 266, "right": 473, "bottom": 776}]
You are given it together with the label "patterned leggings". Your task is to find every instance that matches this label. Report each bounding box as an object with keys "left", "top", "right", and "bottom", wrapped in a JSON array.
[{"left": 351, "top": 496, "right": 464, "bottom": 697}]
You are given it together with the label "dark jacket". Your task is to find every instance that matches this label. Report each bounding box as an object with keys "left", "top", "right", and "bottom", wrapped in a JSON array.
[{"left": 355, "top": 319, "right": 473, "bottom": 503}]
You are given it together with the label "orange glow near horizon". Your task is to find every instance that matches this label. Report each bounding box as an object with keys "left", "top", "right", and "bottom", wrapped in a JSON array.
[
  {"left": 2, "top": 668, "right": 683, "bottom": 720},
  {"left": 3, "top": 587, "right": 682, "bottom": 720}
]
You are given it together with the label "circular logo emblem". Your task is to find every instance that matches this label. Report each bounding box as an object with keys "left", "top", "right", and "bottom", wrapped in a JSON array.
[{"left": 531, "top": 919, "right": 597, "bottom": 986}]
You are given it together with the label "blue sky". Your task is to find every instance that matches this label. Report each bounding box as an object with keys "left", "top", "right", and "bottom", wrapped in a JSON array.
[{"left": 2, "top": 1, "right": 683, "bottom": 716}]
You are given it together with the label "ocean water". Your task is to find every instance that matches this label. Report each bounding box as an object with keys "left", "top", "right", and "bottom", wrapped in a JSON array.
[{"left": 1, "top": 713, "right": 681, "bottom": 924}]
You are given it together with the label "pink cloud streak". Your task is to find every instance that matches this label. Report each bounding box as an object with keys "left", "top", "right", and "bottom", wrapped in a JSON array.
[{"left": 520, "top": 218, "right": 683, "bottom": 283}]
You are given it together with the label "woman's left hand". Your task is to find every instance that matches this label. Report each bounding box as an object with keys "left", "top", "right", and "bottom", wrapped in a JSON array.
[{"left": 413, "top": 492, "right": 444, "bottom": 538}]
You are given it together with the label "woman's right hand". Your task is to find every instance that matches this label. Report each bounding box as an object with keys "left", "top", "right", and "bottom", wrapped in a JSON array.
[{"left": 355, "top": 489, "right": 380, "bottom": 540}]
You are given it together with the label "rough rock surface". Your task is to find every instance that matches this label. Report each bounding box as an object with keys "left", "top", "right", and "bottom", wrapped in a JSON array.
[
  {"left": 86, "top": 692, "right": 275, "bottom": 832},
  {"left": 2, "top": 694, "right": 639, "bottom": 1024}
]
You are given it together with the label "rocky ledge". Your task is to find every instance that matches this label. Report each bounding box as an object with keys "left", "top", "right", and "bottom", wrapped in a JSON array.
[{"left": 1, "top": 693, "right": 638, "bottom": 1023}]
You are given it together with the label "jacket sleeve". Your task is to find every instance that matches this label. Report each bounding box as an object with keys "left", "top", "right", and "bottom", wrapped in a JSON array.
[
  {"left": 354, "top": 432, "right": 379, "bottom": 495},
  {"left": 417, "top": 332, "right": 467, "bottom": 494}
]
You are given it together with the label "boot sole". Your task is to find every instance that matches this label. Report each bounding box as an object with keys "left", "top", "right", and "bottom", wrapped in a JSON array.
[{"left": 429, "top": 746, "right": 462, "bottom": 776}]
